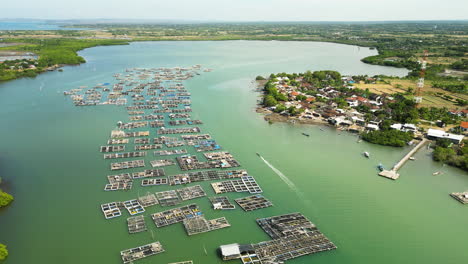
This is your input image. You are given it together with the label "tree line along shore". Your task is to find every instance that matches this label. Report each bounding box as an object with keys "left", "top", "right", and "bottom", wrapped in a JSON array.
[
  {"left": 0, "top": 177, "right": 13, "bottom": 261},
  {"left": 257, "top": 71, "right": 467, "bottom": 171},
  {"left": 0, "top": 21, "right": 467, "bottom": 84}
]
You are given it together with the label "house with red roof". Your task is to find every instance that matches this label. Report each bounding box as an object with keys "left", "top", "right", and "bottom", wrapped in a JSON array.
[{"left": 460, "top": 121, "right": 468, "bottom": 133}]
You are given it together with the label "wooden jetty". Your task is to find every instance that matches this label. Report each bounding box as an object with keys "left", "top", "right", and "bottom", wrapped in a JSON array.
[{"left": 379, "top": 138, "right": 428, "bottom": 180}]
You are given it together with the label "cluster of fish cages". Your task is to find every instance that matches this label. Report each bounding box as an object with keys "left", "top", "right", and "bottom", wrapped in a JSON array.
[{"left": 64, "top": 67, "right": 317, "bottom": 263}]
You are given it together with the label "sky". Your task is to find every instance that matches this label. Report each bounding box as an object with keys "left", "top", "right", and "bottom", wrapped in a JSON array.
[{"left": 1, "top": 0, "right": 467, "bottom": 22}]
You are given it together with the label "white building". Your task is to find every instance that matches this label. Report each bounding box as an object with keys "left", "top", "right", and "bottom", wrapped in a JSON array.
[{"left": 427, "top": 129, "right": 464, "bottom": 144}]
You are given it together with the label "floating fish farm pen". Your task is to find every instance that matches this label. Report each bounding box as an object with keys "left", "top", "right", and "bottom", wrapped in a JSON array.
[
  {"left": 177, "top": 185, "right": 207, "bottom": 201},
  {"left": 150, "top": 159, "right": 175, "bottom": 168},
  {"left": 101, "top": 202, "right": 122, "bottom": 219},
  {"left": 235, "top": 195, "right": 273, "bottom": 212},
  {"left": 183, "top": 216, "right": 230, "bottom": 236},
  {"left": 100, "top": 145, "right": 125, "bottom": 152},
  {"left": 157, "top": 127, "right": 201, "bottom": 135},
  {"left": 155, "top": 149, "right": 188, "bottom": 156},
  {"left": 134, "top": 138, "right": 150, "bottom": 144},
  {"left": 211, "top": 176, "right": 263, "bottom": 194},
  {"left": 104, "top": 151, "right": 146, "bottom": 159},
  {"left": 164, "top": 141, "right": 186, "bottom": 148},
  {"left": 123, "top": 199, "right": 145, "bottom": 215},
  {"left": 127, "top": 215, "right": 147, "bottom": 234},
  {"left": 220, "top": 213, "right": 336, "bottom": 263},
  {"left": 135, "top": 144, "right": 162, "bottom": 150},
  {"left": 134, "top": 194, "right": 155, "bottom": 207},
  {"left": 168, "top": 261, "right": 193, "bottom": 264},
  {"left": 155, "top": 190, "right": 181, "bottom": 206},
  {"left": 107, "top": 139, "right": 129, "bottom": 145},
  {"left": 142, "top": 178, "right": 169, "bottom": 186},
  {"left": 153, "top": 136, "right": 179, "bottom": 144},
  {"left": 110, "top": 160, "right": 145, "bottom": 171},
  {"left": 120, "top": 241, "right": 164, "bottom": 264},
  {"left": 209, "top": 196, "right": 236, "bottom": 210},
  {"left": 151, "top": 204, "right": 202, "bottom": 227},
  {"left": 132, "top": 169, "right": 165, "bottom": 179}
]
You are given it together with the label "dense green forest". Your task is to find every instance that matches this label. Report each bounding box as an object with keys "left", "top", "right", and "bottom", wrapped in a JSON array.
[
  {"left": 432, "top": 139, "right": 468, "bottom": 171},
  {"left": 0, "top": 39, "right": 128, "bottom": 81},
  {"left": 361, "top": 130, "right": 414, "bottom": 147}
]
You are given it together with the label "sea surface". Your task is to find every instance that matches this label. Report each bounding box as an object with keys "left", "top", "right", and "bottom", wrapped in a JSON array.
[
  {"left": 0, "top": 21, "right": 88, "bottom": 30},
  {"left": 0, "top": 41, "right": 467, "bottom": 264}
]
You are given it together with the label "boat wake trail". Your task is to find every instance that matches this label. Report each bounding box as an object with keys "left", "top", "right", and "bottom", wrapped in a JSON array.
[{"left": 259, "top": 155, "right": 298, "bottom": 191}]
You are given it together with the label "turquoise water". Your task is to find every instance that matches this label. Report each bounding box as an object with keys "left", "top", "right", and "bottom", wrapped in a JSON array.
[{"left": 0, "top": 41, "right": 467, "bottom": 264}]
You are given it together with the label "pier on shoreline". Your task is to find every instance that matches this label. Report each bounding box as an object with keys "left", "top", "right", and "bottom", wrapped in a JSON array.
[{"left": 379, "top": 138, "right": 428, "bottom": 180}]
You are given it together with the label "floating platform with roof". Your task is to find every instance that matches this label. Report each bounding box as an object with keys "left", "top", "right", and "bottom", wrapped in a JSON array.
[{"left": 209, "top": 196, "right": 236, "bottom": 210}]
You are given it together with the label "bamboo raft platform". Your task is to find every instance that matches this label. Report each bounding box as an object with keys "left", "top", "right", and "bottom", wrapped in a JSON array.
[
  {"left": 100, "top": 145, "right": 125, "bottom": 152},
  {"left": 127, "top": 111, "right": 144, "bottom": 115},
  {"left": 111, "top": 160, "right": 145, "bottom": 171},
  {"left": 104, "top": 182, "right": 133, "bottom": 191},
  {"left": 177, "top": 185, "right": 207, "bottom": 201},
  {"left": 127, "top": 215, "right": 147, "bottom": 234},
  {"left": 141, "top": 178, "right": 169, "bottom": 186},
  {"left": 209, "top": 196, "right": 236, "bottom": 210},
  {"left": 158, "top": 127, "right": 201, "bottom": 135},
  {"left": 150, "top": 159, "right": 175, "bottom": 168},
  {"left": 104, "top": 151, "right": 146, "bottom": 159},
  {"left": 235, "top": 195, "right": 273, "bottom": 212},
  {"left": 120, "top": 241, "right": 164, "bottom": 264},
  {"left": 101, "top": 202, "right": 122, "bottom": 219},
  {"left": 183, "top": 216, "right": 230, "bottom": 236},
  {"left": 135, "top": 144, "right": 162, "bottom": 150},
  {"left": 151, "top": 204, "right": 202, "bottom": 227}
]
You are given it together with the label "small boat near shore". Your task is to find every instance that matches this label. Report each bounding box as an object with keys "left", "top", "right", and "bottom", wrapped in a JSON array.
[
  {"left": 363, "top": 151, "right": 370, "bottom": 158},
  {"left": 378, "top": 163, "right": 384, "bottom": 171},
  {"left": 409, "top": 157, "right": 416, "bottom": 161},
  {"left": 302, "top": 132, "right": 310, "bottom": 137},
  {"left": 433, "top": 171, "right": 443, "bottom": 176}
]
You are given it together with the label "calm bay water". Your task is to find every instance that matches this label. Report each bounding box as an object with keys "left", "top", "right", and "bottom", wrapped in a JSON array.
[
  {"left": 0, "top": 21, "right": 88, "bottom": 30},
  {"left": 0, "top": 41, "right": 467, "bottom": 264}
]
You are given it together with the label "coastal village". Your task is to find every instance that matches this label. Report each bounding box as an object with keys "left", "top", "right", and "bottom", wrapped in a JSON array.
[
  {"left": 257, "top": 71, "right": 467, "bottom": 180},
  {"left": 62, "top": 67, "right": 336, "bottom": 264}
]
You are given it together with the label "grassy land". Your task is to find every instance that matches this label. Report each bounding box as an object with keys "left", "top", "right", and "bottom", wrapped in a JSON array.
[{"left": 355, "top": 79, "right": 468, "bottom": 109}]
